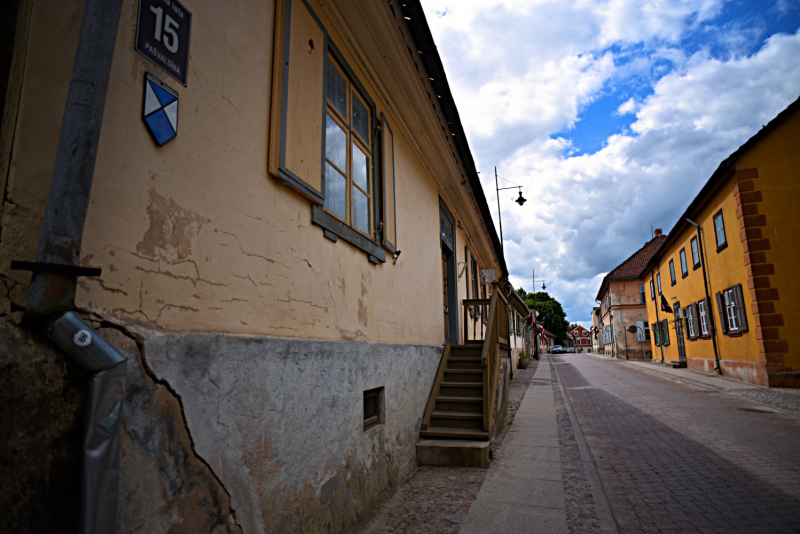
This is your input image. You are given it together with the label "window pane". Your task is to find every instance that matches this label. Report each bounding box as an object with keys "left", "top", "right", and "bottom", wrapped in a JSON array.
[
  {"left": 352, "top": 143, "right": 369, "bottom": 191},
  {"left": 324, "top": 163, "right": 347, "bottom": 219},
  {"left": 714, "top": 214, "right": 726, "bottom": 246},
  {"left": 680, "top": 251, "right": 687, "bottom": 274},
  {"left": 326, "top": 57, "right": 346, "bottom": 116},
  {"left": 691, "top": 239, "right": 699, "bottom": 265},
  {"left": 353, "top": 186, "right": 370, "bottom": 234},
  {"left": 352, "top": 92, "right": 370, "bottom": 142},
  {"left": 325, "top": 115, "right": 347, "bottom": 172}
]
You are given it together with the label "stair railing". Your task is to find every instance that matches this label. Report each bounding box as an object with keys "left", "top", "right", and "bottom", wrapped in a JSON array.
[
  {"left": 480, "top": 283, "right": 509, "bottom": 433},
  {"left": 420, "top": 344, "right": 450, "bottom": 431}
]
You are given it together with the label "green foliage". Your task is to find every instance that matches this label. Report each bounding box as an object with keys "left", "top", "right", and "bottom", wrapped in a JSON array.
[
  {"left": 524, "top": 291, "right": 570, "bottom": 345},
  {"left": 518, "top": 350, "right": 528, "bottom": 359}
]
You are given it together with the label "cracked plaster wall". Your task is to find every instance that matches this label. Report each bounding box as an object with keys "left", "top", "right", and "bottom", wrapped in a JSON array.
[
  {"left": 142, "top": 331, "right": 442, "bottom": 534},
  {"left": 0, "top": 0, "right": 481, "bottom": 347}
]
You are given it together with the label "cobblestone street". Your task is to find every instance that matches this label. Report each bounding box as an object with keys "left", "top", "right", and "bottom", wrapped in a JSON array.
[{"left": 557, "top": 354, "right": 800, "bottom": 533}]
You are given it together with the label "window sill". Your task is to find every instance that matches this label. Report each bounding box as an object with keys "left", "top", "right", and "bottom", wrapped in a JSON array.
[
  {"left": 725, "top": 331, "right": 743, "bottom": 338},
  {"left": 716, "top": 242, "right": 728, "bottom": 253},
  {"left": 693, "top": 263, "right": 701, "bottom": 271},
  {"left": 681, "top": 272, "right": 688, "bottom": 279},
  {"left": 670, "top": 280, "right": 676, "bottom": 286},
  {"left": 312, "top": 206, "right": 387, "bottom": 264},
  {"left": 700, "top": 334, "right": 711, "bottom": 339}
]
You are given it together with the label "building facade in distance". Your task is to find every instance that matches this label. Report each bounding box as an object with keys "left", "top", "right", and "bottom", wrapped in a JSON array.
[
  {"left": 569, "top": 324, "right": 592, "bottom": 352},
  {"left": 596, "top": 233, "right": 666, "bottom": 360}
]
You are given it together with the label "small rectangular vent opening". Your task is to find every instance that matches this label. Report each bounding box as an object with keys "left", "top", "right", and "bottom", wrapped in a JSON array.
[{"left": 363, "top": 387, "right": 384, "bottom": 431}]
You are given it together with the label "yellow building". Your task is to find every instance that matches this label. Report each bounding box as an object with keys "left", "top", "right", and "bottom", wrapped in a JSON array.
[
  {"left": 0, "top": 0, "right": 511, "bottom": 532},
  {"left": 644, "top": 97, "right": 800, "bottom": 387}
]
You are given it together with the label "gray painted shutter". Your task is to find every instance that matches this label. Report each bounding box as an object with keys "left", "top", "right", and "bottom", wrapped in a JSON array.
[
  {"left": 692, "top": 303, "right": 700, "bottom": 338},
  {"left": 636, "top": 321, "right": 644, "bottom": 341},
  {"left": 270, "top": 0, "right": 328, "bottom": 204},
  {"left": 734, "top": 284, "right": 749, "bottom": 333},
  {"left": 380, "top": 114, "right": 397, "bottom": 253},
  {"left": 715, "top": 292, "right": 729, "bottom": 334}
]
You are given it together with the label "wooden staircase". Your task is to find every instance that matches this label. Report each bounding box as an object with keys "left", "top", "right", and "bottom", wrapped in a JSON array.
[{"left": 420, "top": 345, "right": 489, "bottom": 441}]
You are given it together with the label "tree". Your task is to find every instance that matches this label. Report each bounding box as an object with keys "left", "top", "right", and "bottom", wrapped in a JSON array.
[{"left": 524, "top": 291, "right": 570, "bottom": 344}]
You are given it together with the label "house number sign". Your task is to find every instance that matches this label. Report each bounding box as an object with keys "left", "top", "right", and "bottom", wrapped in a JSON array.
[{"left": 135, "top": 0, "right": 192, "bottom": 86}]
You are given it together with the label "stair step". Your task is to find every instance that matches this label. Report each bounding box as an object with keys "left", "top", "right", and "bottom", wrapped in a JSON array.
[
  {"left": 432, "top": 411, "right": 483, "bottom": 420},
  {"left": 420, "top": 426, "right": 489, "bottom": 440},
  {"left": 436, "top": 395, "right": 482, "bottom": 402},
  {"left": 443, "top": 370, "right": 483, "bottom": 383},
  {"left": 447, "top": 358, "right": 483, "bottom": 370},
  {"left": 441, "top": 381, "right": 482, "bottom": 388}
]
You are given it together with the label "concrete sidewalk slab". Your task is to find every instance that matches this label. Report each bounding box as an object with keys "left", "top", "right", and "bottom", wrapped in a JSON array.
[{"left": 460, "top": 356, "right": 571, "bottom": 534}]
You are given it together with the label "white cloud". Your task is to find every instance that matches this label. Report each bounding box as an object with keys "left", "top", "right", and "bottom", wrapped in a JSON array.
[{"left": 421, "top": 0, "right": 800, "bottom": 322}]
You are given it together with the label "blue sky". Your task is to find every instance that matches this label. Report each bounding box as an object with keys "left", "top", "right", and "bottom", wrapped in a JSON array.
[{"left": 421, "top": 0, "right": 800, "bottom": 327}]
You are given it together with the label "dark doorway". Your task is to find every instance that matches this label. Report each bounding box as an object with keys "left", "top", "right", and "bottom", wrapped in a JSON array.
[
  {"left": 0, "top": 0, "right": 22, "bottom": 123},
  {"left": 673, "top": 302, "right": 686, "bottom": 362},
  {"left": 439, "top": 199, "right": 458, "bottom": 344}
]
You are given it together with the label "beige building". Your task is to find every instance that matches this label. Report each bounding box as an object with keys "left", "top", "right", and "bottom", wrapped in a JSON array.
[
  {"left": 596, "top": 233, "right": 666, "bottom": 360},
  {"left": 0, "top": 1, "right": 509, "bottom": 532}
]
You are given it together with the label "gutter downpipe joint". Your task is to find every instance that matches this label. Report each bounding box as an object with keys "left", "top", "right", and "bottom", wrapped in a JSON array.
[
  {"left": 686, "top": 218, "right": 722, "bottom": 374},
  {"left": 19, "top": 0, "right": 126, "bottom": 532}
]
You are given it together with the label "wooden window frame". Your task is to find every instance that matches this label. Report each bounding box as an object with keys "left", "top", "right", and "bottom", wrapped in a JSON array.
[
  {"left": 669, "top": 260, "right": 676, "bottom": 286},
  {"left": 272, "top": 0, "right": 386, "bottom": 263},
  {"left": 690, "top": 236, "right": 701, "bottom": 270},
  {"left": 679, "top": 248, "right": 688, "bottom": 278},
  {"left": 713, "top": 209, "right": 728, "bottom": 252},
  {"left": 322, "top": 53, "right": 375, "bottom": 240}
]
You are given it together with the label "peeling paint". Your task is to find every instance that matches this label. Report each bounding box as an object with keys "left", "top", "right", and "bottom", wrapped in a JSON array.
[{"left": 136, "top": 188, "right": 211, "bottom": 263}]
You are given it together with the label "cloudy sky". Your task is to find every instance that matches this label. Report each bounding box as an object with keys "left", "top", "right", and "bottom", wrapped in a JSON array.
[{"left": 421, "top": 0, "right": 800, "bottom": 327}]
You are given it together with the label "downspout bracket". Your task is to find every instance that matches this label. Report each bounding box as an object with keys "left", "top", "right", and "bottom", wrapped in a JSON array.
[{"left": 11, "top": 261, "right": 102, "bottom": 277}]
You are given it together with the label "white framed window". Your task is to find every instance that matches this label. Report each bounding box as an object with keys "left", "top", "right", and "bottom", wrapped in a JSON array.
[
  {"left": 724, "top": 289, "right": 738, "bottom": 332},
  {"left": 699, "top": 299, "right": 709, "bottom": 336},
  {"left": 691, "top": 237, "right": 700, "bottom": 268},
  {"left": 636, "top": 320, "right": 651, "bottom": 342},
  {"left": 686, "top": 306, "right": 696, "bottom": 338}
]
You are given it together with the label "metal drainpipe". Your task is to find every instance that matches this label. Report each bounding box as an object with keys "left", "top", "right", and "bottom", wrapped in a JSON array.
[
  {"left": 686, "top": 219, "right": 721, "bottom": 373},
  {"left": 16, "top": 0, "right": 126, "bottom": 532},
  {"left": 651, "top": 268, "right": 664, "bottom": 362}
]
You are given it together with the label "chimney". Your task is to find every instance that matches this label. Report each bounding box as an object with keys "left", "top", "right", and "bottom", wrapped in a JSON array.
[{"left": 654, "top": 228, "right": 662, "bottom": 236}]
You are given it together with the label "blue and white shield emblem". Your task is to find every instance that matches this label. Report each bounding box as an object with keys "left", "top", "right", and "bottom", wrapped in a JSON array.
[{"left": 143, "top": 73, "right": 178, "bottom": 146}]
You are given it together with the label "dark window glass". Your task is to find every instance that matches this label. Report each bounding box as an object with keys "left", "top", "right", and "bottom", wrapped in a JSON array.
[
  {"left": 691, "top": 237, "right": 700, "bottom": 267},
  {"left": 680, "top": 250, "right": 688, "bottom": 276},
  {"left": 669, "top": 260, "right": 676, "bottom": 284},
  {"left": 352, "top": 92, "right": 369, "bottom": 142},
  {"left": 326, "top": 57, "right": 347, "bottom": 116},
  {"left": 639, "top": 284, "right": 645, "bottom": 304},
  {"left": 714, "top": 212, "right": 727, "bottom": 248},
  {"left": 650, "top": 279, "right": 656, "bottom": 300},
  {"left": 657, "top": 273, "right": 662, "bottom": 294}
]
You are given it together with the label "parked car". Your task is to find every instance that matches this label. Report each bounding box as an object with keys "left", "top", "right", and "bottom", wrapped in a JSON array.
[
  {"left": 552, "top": 345, "right": 564, "bottom": 354},
  {"left": 568, "top": 347, "right": 576, "bottom": 353}
]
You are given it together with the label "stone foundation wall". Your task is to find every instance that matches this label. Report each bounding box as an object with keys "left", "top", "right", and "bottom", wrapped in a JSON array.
[{"left": 1, "top": 317, "right": 441, "bottom": 533}]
